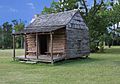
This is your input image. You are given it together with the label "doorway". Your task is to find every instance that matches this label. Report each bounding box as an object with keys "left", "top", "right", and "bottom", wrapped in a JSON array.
[{"left": 39, "top": 35, "right": 48, "bottom": 55}]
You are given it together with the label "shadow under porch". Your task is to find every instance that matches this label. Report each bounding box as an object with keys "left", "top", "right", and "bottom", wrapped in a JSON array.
[{"left": 15, "top": 55, "right": 65, "bottom": 63}]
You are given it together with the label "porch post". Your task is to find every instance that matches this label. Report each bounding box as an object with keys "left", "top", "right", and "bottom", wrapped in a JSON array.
[
  {"left": 13, "top": 35, "right": 15, "bottom": 61},
  {"left": 24, "top": 34, "right": 27, "bottom": 58},
  {"left": 50, "top": 32, "right": 54, "bottom": 64},
  {"left": 36, "top": 33, "right": 39, "bottom": 59}
]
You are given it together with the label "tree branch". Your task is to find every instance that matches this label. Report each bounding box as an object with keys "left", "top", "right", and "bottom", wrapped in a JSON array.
[
  {"left": 81, "top": 0, "right": 88, "bottom": 16},
  {"left": 94, "top": 0, "right": 97, "bottom": 6},
  {"left": 94, "top": 0, "right": 97, "bottom": 9},
  {"left": 92, "top": 0, "right": 104, "bottom": 17}
]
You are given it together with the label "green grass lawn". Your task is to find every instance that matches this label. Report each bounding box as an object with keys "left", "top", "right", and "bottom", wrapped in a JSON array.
[{"left": 0, "top": 47, "right": 120, "bottom": 84}]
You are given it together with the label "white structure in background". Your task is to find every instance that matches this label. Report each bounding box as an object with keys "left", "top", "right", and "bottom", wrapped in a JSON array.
[
  {"left": 30, "top": 14, "right": 39, "bottom": 23},
  {"left": 108, "top": 22, "right": 120, "bottom": 36},
  {"left": 109, "top": 0, "right": 119, "bottom": 5},
  {"left": 59, "top": 0, "right": 87, "bottom": 12},
  {"left": 59, "top": 0, "right": 69, "bottom": 9},
  {"left": 111, "top": 22, "right": 120, "bottom": 29},
  {"left": 109, "top": 0, "right": 120, "bottom": 33},
  {"left": 113, "top": 0, "right": 119, "bottom": 4},
  {"left": 75, "top": 0, "right": 87, "bottom": 13}
]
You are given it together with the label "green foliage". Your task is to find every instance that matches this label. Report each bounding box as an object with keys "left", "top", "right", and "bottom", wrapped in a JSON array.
[
  {"left": 12, "top": 20, "right": 24, "bottom": 31},
  {"left": 86, "top": 1, "right": 120, "bottom": 52},
  {"left": 110, "top": 4, "right": 120, "bottom": 24},
  {"left": 0, "top": 20, "right": 25, "bottom": 49},
  {"left": 107, "top": 3, "right": 120, "bottom": 46},
  {"left": 99, "top": 35, "right": 105, "bottom": 52},
  {"left": 42, "top": 6, "right": 55, "bottom": 14},
  {"left": 42, "top": 1, "right": 61, "bottom": 14},
  {"left": 90, "top": 41, "right": 99, "bottom": 53},
  {"left": 42, "top": 0, "right": 77, "bottom": 14},
  {"left": 0, "top": 22, "right": 13, "bottom": 49},
  {"left": 12, "top": 20, "right": 25, "bottom": 48}
]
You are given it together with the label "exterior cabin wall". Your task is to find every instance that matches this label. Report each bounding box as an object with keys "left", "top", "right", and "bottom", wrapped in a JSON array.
[
  {"left": 26, "top": 28, "right": 66, "bottom": 56},
  {"left": 66, "top": 12, "right": 90, "bottom": 58},
  {"left": 49, "top": 28, "right": 66, "bottom": 54},
  {"left": 26, "top": 34, "right": 36, "bottom": 56}
]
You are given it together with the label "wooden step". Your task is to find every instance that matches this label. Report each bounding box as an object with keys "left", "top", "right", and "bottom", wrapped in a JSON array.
[
  {"left": 25, "top": 61, "right": 37, "bottom": 64},
  {"left": 19, "top": 61, "right": 26, "bottom": 63}
]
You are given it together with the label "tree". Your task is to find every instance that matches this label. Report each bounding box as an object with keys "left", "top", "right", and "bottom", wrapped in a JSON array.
[
  {"left": 110, "top": 3, "right": 120, "bottom": 26},
  {"left": 42, "top": 0, "right": 77, "bottom": 14},
  {"left": 1, "top": 22, "right": 13, "bottom": 49},
  {"left": 12, "top": 19, "right": 25, "bottom": 48},
  {"left": 107, "top": 3, "right": 120, "bottom": 46},
  {"left": 0, "top": 19, "right": 25, "bottom": 49},
  {"left": 0, "top": 26, "right": 2, "bottom": 48}
]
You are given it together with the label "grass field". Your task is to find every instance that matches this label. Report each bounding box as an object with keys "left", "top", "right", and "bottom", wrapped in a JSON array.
[{"left": 0, "top": 47, "right": 120, "bottom": 84}]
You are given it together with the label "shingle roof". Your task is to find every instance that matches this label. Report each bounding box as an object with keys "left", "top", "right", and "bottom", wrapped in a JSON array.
[
  {"left": 28, "top": 10, "right": 78, "bottom": 27},
  {"left": 13, "top": 10, "right": 79, "bottom": 34}
]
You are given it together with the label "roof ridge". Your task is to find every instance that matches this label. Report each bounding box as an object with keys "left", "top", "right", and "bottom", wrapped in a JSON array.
[{"left": 38, "top": 9, "right": 78, "bottom": 16}]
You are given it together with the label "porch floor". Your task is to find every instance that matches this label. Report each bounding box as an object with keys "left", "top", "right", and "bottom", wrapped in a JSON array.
[{"left": 15, "top": 55, "right": 65, "bottom": 63}]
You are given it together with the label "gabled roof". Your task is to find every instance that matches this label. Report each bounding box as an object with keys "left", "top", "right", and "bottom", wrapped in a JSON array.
[
  {"left": 13, "top": 10, "right": 80, "bottom": 35},
  {"left": 28, "top": 10, "right": 78, "bottom": 28}
]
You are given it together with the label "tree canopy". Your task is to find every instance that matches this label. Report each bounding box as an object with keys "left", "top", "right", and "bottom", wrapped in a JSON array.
[{"left": 0, "top": 20, "right": 25, "bottom": 49}]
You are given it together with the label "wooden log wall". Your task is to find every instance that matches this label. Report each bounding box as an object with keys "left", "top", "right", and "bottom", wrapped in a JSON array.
[
  {"left": 49, "top": 28, "right": 66, "bottom": 54},
  {"left": 26, "top": 34, "right": 36, "bottom": 56},
  {"left": 26, "top": 28, "right": 66, "bottom": 57},
  {"left": 66, "top": 11, "right": 90, "bottom": 58}
]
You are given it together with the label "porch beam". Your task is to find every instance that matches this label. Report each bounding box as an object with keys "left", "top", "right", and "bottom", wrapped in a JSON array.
[
  {"left": 13, "top": 35, "right": 15, "bottom": 61},
  {"left": 12, "top": 32, "right": 52, "bottom": 36},
  {"left": 26, "top": 32, "right": 53, "bottom": 35},
  {"left": 24, "top": 34, "right": 27, "bottom": 58},
  {"left": 50, "top": 32, "right": 54, "bottom": 64},
  {"left": 36, "top": 33, "right": 39, "bottom": 59}
]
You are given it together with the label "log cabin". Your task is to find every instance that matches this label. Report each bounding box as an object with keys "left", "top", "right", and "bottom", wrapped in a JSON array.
[{"left": 12, "top": 10, "right": 90, "bottom": 64}]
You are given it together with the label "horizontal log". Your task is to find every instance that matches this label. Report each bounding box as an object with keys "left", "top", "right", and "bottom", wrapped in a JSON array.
[{"left": 27, "top": 50, "right": 36, "bottom": 52}]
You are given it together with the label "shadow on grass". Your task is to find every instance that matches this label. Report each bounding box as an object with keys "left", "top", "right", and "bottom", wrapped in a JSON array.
[
  {"left": 105, "top": 48, "right": 120, "bottom": 54},
  {"left": 93, "top": 47, "right": 120, "bottom": 55},
  {"left": 11, "top": 47, "right": 120, "bottom": 66},
  {"left": 10, "top": 57, "right": 103, "bottom": 66}
]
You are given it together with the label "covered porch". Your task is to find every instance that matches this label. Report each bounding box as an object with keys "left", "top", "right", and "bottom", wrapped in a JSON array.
[{"left": 12, "top": 26, "right": 66, "bottom": 64}]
